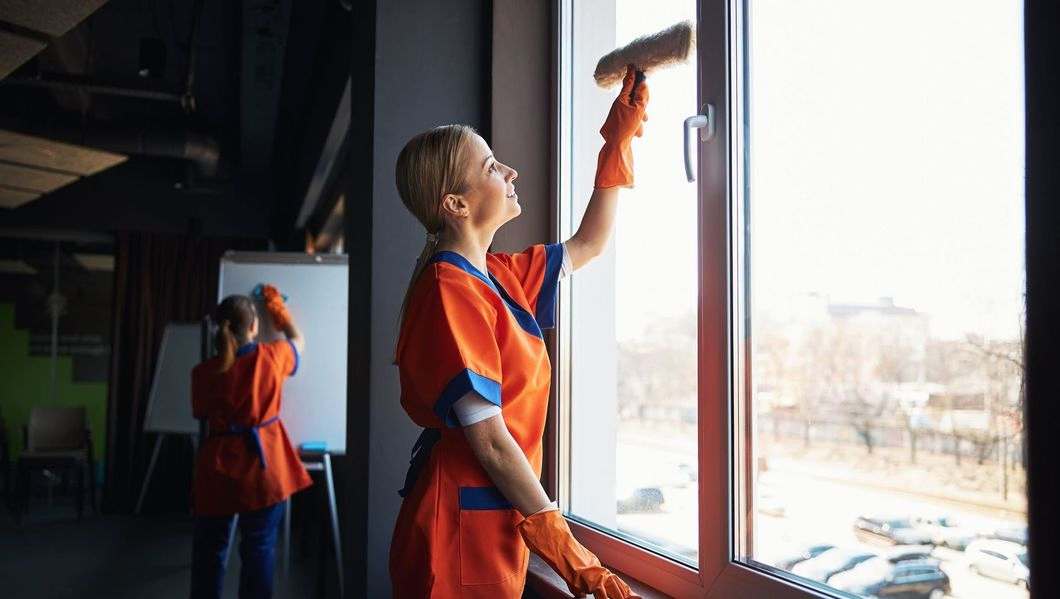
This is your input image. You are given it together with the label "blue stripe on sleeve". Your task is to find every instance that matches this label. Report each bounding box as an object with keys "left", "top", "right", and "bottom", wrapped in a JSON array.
[
  {"left": 286, "top": 339, "right": 300, "bottom": 376},
  {"left": 433, "top": 369, "right": 502, "bottom": 428},
  {"left": 459, "top": 486, "right": 514, "bottom": 510},
  {"left": 535, "top": 243, "right": 564, "bottom": 329}
]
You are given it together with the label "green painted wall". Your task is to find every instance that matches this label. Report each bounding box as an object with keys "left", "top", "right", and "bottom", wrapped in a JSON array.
[{"left": 0, "top": 302, "right": 107, "bottom": 471}]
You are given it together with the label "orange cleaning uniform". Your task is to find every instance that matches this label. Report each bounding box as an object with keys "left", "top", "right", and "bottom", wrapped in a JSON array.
[
  {"left": 390, "top": 244, "right": 565, "bottom": 598},
  {"left": 191, "top": 339, "right": 312, "bottom": 516}
]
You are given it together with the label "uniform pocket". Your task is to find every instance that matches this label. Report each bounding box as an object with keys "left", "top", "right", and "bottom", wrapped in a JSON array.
[{"left": 458, "top": 487, "right": 527, "bottom": 585}]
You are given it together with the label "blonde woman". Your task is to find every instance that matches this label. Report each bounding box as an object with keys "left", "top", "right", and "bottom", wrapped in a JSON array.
[{"left": 391, "top": 65, "right": 648, "bottom": 598}]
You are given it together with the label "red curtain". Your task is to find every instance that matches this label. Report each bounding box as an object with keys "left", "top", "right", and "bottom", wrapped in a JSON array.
[{"left": 103, "top": 232, "right": 264, "bottom": 513}]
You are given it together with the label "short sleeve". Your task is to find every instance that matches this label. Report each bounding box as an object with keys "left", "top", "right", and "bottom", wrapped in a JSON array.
[
  {"left": 270, "top": 339, "right": 299, "bottom": 377},
  {"left": 397, "top": 278, "right": 504, "bottom": 428},
  {"left": 452, "top": 391, "right": 503, "bottom": 426},
  {"left": 489, "top": 243, "right": 564, "bottom": 329}
]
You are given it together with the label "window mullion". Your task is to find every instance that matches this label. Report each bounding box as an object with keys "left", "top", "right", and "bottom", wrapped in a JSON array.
[{"left": 697, "top": 0, "right": 736, "bottom": 588}]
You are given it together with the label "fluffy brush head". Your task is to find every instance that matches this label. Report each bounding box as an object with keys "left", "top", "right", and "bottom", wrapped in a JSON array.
[{"left": 594, "top": 20, "right": 696, "bottom": 88}]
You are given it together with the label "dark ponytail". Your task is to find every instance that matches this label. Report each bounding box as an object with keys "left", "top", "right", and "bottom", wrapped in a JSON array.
[{"left": 214, "top": 295, "right": 256, "bottom": 373}]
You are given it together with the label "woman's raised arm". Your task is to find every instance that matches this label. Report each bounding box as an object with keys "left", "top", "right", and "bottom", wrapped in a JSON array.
[{"left": 564, "top": 65, "right": 648, "bottom": 272}]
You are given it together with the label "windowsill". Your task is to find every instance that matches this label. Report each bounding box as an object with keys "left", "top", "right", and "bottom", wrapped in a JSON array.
[{"left": 526, "top": 554, "right": 672, "bottom": 599}]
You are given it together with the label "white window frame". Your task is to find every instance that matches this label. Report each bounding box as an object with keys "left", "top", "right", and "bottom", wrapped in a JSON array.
[{"left": 553, "top": 1, "right": 852, "bottom": 597}]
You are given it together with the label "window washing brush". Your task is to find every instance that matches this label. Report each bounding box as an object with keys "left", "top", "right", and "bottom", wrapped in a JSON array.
[{"left": 594, "top": 20, "right": 696, "bottom": 89}]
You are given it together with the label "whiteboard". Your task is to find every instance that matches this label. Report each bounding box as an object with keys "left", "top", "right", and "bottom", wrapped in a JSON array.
[
  {"left": 218, "top": 252, "right": 348, "bottom": 453},
  {"left": 143, "top": 322, "right": 203, "bottom": 434}
]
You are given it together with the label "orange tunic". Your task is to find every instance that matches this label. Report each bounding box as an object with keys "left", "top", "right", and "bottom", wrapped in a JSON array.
[
  {"left": 390, "top": 244, "right": 564, "bottom": 598},
  {"left": 191, "top": 339, "right": 313, "bottom": 516}
]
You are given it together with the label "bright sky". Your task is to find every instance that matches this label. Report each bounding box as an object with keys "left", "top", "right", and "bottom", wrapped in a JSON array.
[{"left": 606, "top": 0, "right": 1025, "bottom": 342}]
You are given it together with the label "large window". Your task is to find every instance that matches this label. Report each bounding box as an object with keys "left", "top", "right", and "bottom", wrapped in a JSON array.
[
  {"left": 737, "top": 2, "right": 1027, "bottom": 598},
  {"left": 557, "top": 1, "right": 1026, "bottom": 598},
  {"left": 562, "top": 0, "right": 700, "bottom": 566}
]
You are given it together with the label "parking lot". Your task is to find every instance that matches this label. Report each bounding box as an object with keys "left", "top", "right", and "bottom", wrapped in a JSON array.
[{"left": 613, "top": 438, "right": 1028, "bottom": 599}]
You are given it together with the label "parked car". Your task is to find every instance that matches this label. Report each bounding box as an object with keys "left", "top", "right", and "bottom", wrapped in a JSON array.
[
  {"left": 791, "top": 547, "right": 877, "bottom": 583},
  {"left": 991, "top": 524, "right": 1027, "bottom": 546},
  {"left": 854, "top": 515, "right": 933, "bottom": 546},
  {"left": 966, "top": 539, "right": 1029, "bottom": 589},
  {"left": 884, "top": 545, "right": 937, "bottom": 564},
  {"left": 616, "top": 486, "right": 664, "bottom": 514},
  {"left": 830, "top": 557, "right": 951, "bottom": 599},
  {"left": 911, "top": 514, "right": 978, "bottom": 550},
  {"left": 772, "top": 543, "right": 836, "bottom": 571}
]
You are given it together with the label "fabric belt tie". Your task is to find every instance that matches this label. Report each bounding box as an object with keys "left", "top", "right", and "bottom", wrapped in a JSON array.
[
  {"left": 398, "top": 428, "right": 441, "bottom": 498},
  {"left": 211, "top": 415, "right": 280, "bottom": 469}
]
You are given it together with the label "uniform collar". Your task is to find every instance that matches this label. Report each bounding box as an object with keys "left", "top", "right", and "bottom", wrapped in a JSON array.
[
  {"left": 427, "top": 251, "right": 543, "bottom": 340},
  {"left": 235, "top": 341, "right": 258, "bottom": 357}
]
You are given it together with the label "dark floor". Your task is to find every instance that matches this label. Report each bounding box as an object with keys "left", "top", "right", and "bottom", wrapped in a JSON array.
[{"left": 0, "top": 501, "right": 335, "bottom": 599}]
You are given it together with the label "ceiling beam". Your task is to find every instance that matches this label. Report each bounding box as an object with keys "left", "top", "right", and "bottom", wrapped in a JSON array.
[{"left": 239, "top": 0, "right": 292, "bottom": 170}]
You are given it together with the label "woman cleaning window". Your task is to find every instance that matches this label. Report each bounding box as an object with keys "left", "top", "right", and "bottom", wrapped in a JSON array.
[{"left": 389, "top": 65, "right": 648, "bottom": 598}]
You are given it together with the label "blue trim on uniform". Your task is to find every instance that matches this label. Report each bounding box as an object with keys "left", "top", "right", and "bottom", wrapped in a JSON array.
[
  {"left": 487, "top": 273, "right": 543, "bottom": 339},
  {"left": 286, "top": 339, "right": 300, "bottom": 376},
  {"left": 210, "top": 416, "right": 280, "bottom": 468},
  {"left": 459, "top": 486, "right": 514, "bottom": 510},
  {"left": 235, "top": 342, "right": 258, "bottom": 358},
  {"left": 433, "top": 369, "right": 502, "bottom": 428},
  {"left": 429, "top": 251, "right": 494, "bottom": 289},
  {"left": 536, "top": 243, "right": 564, "bottom": 329},
  {"left": 427, "top": 251, "right": 544, "bottom": 340}
]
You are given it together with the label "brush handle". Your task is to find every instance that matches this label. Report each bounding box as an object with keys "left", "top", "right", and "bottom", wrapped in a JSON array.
[{"left": 628, "top": 70, "right": 646, "bottom": 106}]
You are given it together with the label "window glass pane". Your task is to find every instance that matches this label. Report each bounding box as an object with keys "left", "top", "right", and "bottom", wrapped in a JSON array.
[
  {"left": 565, "top": 0, "right": 698, "bottom": 564},
  {"left": 739, "top": 2, "right": 1027, "bottom": 599}
]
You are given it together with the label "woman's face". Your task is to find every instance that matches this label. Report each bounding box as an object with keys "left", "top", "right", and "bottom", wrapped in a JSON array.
[{"left": 458, "top": 134, "right": 519, "bottom": 230}]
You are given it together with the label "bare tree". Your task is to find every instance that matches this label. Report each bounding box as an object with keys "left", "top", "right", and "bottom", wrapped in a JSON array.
[
  {"left": 844, "top": 387, "right": 893, "bottom": 456},
  {"left": 617, "top": 311, "right": 697, "bottom": 422},
  {"left": 820, "top": 318, "right": 896, "bottom": 456},
  {"left": 902, "top": 408, "right": 923, "bottom": 464},
  {"left": 963, "top": 329, "right": 1025, "bottom": 499}
]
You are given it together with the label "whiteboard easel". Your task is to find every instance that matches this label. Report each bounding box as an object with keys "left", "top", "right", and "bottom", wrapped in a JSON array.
[{"left": 135, "top": 319, "right": 210, "bottom": 514}]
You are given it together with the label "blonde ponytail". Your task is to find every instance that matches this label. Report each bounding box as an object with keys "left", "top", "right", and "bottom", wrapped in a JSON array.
[
  {"left": 393, "top": 125, "right": 477, "bottom": 341},
  {"left": 215, "top": 320, "right": 237, "bottom": 373},
  {"left": 212, "top": 294, "right": 256, "bottom": 373},
  {"left": 397, "top": 233, "right": 441, "bottom": 334}
]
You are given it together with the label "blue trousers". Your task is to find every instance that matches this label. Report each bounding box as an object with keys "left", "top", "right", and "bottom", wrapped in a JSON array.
[{"left": 191, "top": 501, "right": 285, "bottom": 599}]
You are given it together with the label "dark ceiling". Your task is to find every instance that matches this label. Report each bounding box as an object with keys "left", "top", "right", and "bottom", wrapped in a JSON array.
[{"left": 0, "top": 0, "right": 351, "bottom": 245}]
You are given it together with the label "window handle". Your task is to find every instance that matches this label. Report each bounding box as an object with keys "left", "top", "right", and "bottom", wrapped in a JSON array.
[{"left": 683, "top": 104, "right": 716, "bottom": 182}]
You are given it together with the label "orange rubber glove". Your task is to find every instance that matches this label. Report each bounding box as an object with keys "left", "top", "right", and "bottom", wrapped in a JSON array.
[
  {"left": 594, "top": 64, "right": 650, "bottom": 190},
  {"left": 518, "top": 509, "right": 642, "bottom": 599},
  {"left": 261, "top": 284, "right": 293, "bottom": 330}
]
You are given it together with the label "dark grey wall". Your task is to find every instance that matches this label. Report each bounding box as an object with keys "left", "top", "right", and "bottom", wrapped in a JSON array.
[
  {"left": 365, "top": 0, "right": 491, "bottom": 595},
  {"left": 491, "top": 1, "right": 553, "bottom": 254}
]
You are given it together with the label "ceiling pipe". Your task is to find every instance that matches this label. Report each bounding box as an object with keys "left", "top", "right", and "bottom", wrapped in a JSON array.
[
  {"left": 85, "top": 129, "right": 220, "bottom": 177},
  {"left": 38, "top": 127, "right": 221, "bottom": 177},
  {"left": 1, "top": 74, "right": 185, "bottom": 104}
]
